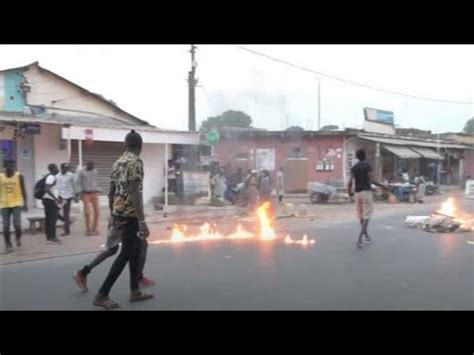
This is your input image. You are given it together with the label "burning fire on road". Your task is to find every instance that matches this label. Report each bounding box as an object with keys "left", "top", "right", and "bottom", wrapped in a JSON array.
[
  {"left": 405, "top": 197, "right": 474, "bottom": 233},
  {"left": 150, "top": 201, "right": 315, "bottom": 247}
]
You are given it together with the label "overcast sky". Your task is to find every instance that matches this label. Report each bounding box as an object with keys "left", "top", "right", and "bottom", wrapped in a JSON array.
[{"left": 0, "top": 45, "right": 472, "bottom": 133}]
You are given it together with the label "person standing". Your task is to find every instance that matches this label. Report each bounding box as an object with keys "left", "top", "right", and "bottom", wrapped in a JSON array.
[
  {"left": 42, "top": 163, "right": 62, "bottom": 244},
  {"left": 76, "top": 161, "right": 101, "bottom": 236},
  {"left": 348, "top": 149, "right": 385, "bottom": 249},
  {"left": 56, "top": 163, "right": 77, "bottom": 236},
  {"left": 276, "top": 167, "right": 284, "bottom": 204},
  {"left": 258, "top": 169, "right": 273, "bottom": 204},
  {"left": 92, "top": 130, "right": 153, "bottom": 309},
  {"left": 0, "top": 160, "right": 27, "bottom": 253}
]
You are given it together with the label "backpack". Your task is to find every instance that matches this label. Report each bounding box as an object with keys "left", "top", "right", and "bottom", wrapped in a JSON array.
[{"left": 33, "top": 174, "right": 54, "bottom": 200}]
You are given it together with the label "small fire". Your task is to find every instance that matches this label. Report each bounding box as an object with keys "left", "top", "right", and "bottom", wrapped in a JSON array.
[
  {"left": 284, "top": 234, "right": 316, "bottom": 247},
  {"left": 437, "top": 197, "right": 457, "bottom": 217},
  {"left": 257, "top": 201, "right": 277, "bottom": 241}
]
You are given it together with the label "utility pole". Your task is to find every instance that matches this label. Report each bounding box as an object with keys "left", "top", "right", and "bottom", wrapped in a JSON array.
[
  {"left": 317, "top": 78, "right": 321, "bottom": 130},
  {"left": 187, "top": 44, "right": 198, "bottom": 170},
  {"left": 188, "top": 44, "right": 197, "bottom": 132}
]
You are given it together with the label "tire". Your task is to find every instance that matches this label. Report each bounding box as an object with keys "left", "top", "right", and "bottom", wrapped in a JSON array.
[{"left": 310, "top": 192, "right": 328, "bottom": 204}]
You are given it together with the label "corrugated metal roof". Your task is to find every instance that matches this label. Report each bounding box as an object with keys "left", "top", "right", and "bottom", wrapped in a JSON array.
[
  {"left": 383, "top": 145, "right": 422, "bottom": 159},
  {"left": 0, "top": 112, "right": 195, "bottom": 134},
  {"left": 411, "top": 147, "right": 444, "bottom": 160},
  {"left": 359, "top": 133, "right": 467, "bottom": 149}
]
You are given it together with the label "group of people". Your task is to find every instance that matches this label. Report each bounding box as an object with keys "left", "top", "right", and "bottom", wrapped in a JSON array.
[
  {"left": 1, "top": 158, "right": 102, "bottom": 253},
  {"left": 210, "top": 166, "right": 285, "bottom": 208}
]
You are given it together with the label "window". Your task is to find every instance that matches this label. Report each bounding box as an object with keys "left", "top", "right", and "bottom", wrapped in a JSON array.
[
  {"left": 288, "top": 147, "right": 305, "bottom": 158},
  {"left": 316, "top": 159, "right": 334, "bottom": 171},
  {"left": 236, "top": 152, "right": 248, "bottom": 160}
]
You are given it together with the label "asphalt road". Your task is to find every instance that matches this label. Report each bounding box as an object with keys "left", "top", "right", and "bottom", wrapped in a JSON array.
[{"left": 1, "top": 200, "right": 473, "bottom": 310}]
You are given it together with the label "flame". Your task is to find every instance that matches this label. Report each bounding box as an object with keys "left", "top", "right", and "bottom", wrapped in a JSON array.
[
  {"left": 284, "top": 234, "right": 316, "bottom": 247},
  {"left": 149, "top": 202, "right": 315, "bottom": 247},
  {"left": 438, "top": 197, "right": 457, "bottom": 217},
  {"left": 257, "top": 201, "right": 277, "bottom": 241}
]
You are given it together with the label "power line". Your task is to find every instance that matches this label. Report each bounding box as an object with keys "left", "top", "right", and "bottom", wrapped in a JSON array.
[{"left": 235, "top": 45, "right": 474, "bottom": 105}]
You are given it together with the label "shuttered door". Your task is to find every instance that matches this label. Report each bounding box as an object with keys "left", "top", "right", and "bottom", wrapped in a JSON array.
[{"left": 71, "top": 141, "right": 125, "bottom": 195}]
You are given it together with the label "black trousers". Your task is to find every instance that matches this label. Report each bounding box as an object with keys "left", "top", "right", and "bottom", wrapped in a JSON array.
[
  {"left": 98, "top": 219, "right": 141, "bottom": 296},
  {"left": 60, "top": 198, "right": 72, "bottom": 234},
  {"left": 81, "top": 237, "right": 148, "bottom": 280},
  {"left": 42, "top": 199, "right": 59, "bottom": 241}
]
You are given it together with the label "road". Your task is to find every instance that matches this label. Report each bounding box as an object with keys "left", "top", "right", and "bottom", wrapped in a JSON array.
[{"left": 1, "top": 200, "right": 473, "bottom": 310}]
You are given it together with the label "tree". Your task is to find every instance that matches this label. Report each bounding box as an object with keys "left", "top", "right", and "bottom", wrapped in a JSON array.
[
  {"left": 285, "top": 126, "right": 305, "bottom": 132},
  {"left": 320, "top": 125, "right": 339, "bottom": 131},
  {"left": 200, "top": 110, "right": 252, "bottom": 132},
  {"left": 463, "top": 117, "right": 474, "bottom": 135}
]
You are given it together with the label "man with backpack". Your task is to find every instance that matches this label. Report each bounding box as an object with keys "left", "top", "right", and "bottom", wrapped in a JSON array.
[
  {"left": 1, "top": 159, "right": 28, "bottom": 254},
  {"left": 35, "top": 163, "right": 62, "bottom": 244}
]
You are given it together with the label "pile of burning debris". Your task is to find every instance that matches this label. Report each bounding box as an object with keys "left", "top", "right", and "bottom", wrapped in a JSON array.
[{"left": 405, "top": 197, "right": 474, "bottom": 233}]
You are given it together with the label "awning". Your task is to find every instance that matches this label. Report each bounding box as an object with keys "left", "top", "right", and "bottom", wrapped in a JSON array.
[
  {"left": 383, "top": 144, "right": 421, "bottom": 159},
  {"left": 358, "top": 133, "right": 467, "bottom": 149},
  {"left": 410, "top": 147, "right": 444, "bottom": 160}
]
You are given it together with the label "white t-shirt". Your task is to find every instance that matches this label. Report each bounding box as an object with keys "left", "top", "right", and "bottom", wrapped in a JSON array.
[{"left": 43, "top": 174, "right": 58, "bottom": 200}]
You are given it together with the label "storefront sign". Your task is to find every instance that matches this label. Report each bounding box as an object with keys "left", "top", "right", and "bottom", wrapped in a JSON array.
[
  {"left": 364, "top": 108, "right": 394, "bottom": 125},
  {"left": 85, "top": 129, "right": 94, "bottom": 148},
  {"left": 465, "top": 180, "right": 474, "bottom": 199},
  {"left": 20, "top": 123, "right": 41, "bottom": 135}
]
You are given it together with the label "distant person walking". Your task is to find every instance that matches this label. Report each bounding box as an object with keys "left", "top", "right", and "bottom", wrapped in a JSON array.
[
  {"left": 348, "top": 149, "right": 386, "bottom": 249},
  {"left": 76, "top": 161, "right": 100, "bottom": 236},
  {"left": 0, "top": 160, "right": 27, "bottom": 253},
  {"left": 56, "top": 163, "right": 77, "bottom": 236},
  {"left": 42, "top": 163, "right": 62, "bottom": 244},
  {"left": 276, "top": 167, "right": 284, "bottom": 204}
]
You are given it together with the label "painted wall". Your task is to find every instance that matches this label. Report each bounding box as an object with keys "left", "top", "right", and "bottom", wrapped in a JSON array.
[
  {"left": 33, "top": 123, "right": 69, "bottom": 180},
  {"left": 23, "top": 65, "right": 141, "bottom": 125},
  {"left": 464, "top": 150, "right": 474, "bottom": 179},
  {"left": 0, "top": 70, "right": 26, "bottom": 112},
  {"left": 214, "top": 134, "right": 345, "bottom": 184},
  {"left": 141, "top": 143, "right": 167, "bottom": 204}
]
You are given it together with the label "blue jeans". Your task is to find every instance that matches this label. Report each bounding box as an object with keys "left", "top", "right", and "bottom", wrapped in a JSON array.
[{"left": 2, "top": 207, "right": 22, "bottom": 248}]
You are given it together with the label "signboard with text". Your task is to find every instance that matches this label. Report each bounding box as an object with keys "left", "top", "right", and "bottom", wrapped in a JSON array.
[{"left": 364, "top": 108, "right": 394, "bottom": 125}]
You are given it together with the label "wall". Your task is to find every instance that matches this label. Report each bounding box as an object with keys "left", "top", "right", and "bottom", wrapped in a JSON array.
[
  {"left": 33, "top": 123, "right": 69, "bottom": 180},
  {"left": 464, "top": 150, "right": 474, "bottom": 179},
  {"left": 23, "top": 65, "right": 141, "bottom": 125},
  {"left": 214, "top": 134, "right": 345, "bottom": 186},
  {"left": 141, "top": 143, "right": 167, "bottom": 205},
  {"left": 0, "top": 70, "right": 26, "bottom": 112}
]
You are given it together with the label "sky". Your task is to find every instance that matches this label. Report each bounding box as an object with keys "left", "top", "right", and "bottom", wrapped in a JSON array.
[{"left": 0, "top": 45, "right": 472, "bottom": 133}]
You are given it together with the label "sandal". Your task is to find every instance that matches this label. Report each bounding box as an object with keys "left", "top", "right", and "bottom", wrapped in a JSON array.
[
  {"left": 130, "top": 291, "right": 154, "bottom": 303},
  {"left": 93, "top": 295, "right": 121, "bottom": 309}
]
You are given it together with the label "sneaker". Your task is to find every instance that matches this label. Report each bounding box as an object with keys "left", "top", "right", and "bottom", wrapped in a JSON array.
[
  {"left": 60, "top": 232, "right": 70, "bottom": 237},
  {"left": 130, "top": 290, "right": 154, "bottom": 303},
  {"left": 93, "top": 295, "right": 120, "bottom": 310},
  {"left": 51, "top": 238, "right": 62, "bottom": 244},
  {"left": 365, "top": 236, "right": 372, "bottom": 244},
  {"left": 73, "top": 271, "right": 88, "bottom": 291},
  {"left": 139, "top": 276, "right": 156, "bottom": 288},
  {"left": 3, "top": 245, "right": 13, "bottom": 254}
]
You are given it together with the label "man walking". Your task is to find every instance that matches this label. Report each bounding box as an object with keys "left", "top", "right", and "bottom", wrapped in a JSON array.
[
  {"left": 56, "top": 163, "right": 77, "bottom": 236},
  {"left": 76, "top": 161, "right": 100, "bottom": 236},
  {"left": 348, "top": 148, "right": 385, "bottom": 249},
  {"left": 43, "top": 163, "right": 62, "bottom": 244},
  {"left": 1, "top": 160, "right": 27, "bottom": 253},
  {"left": 89, "top": 130, "right": 153, "bottom": 309},
  {"left": 276, "top": 167, "right": 284, "bottom": 204}
]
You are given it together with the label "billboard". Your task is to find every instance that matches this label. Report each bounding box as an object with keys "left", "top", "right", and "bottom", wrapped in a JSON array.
[{"left": 364, "top": 108, "right": 394, "bottom": 125}]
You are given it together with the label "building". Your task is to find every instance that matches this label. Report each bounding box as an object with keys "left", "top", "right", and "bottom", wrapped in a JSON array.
[
  {"left": 0, "top": 62, "right": 199, "bottom": 207},
  {"left": 212, "top": 128, "right": 348, "bottom": 192},
  {"left": 211, "top": 127, "right": 471, "bottom": 192}
]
